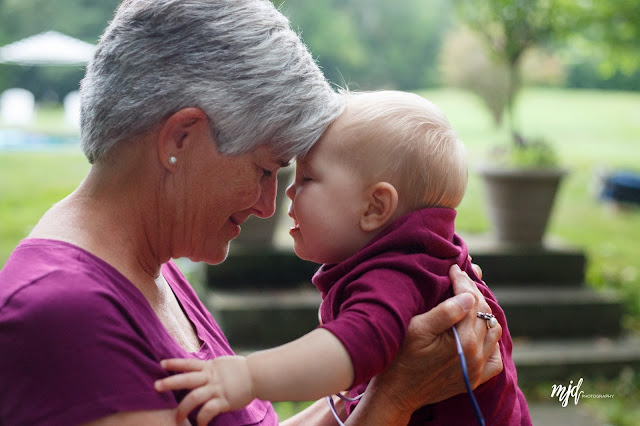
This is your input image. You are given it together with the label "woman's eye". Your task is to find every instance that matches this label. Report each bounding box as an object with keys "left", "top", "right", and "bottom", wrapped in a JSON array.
[{"left": 262, "top": 169, "right": 273, "bottom": 178}]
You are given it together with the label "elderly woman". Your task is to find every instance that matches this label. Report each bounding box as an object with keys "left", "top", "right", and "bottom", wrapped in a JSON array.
[{"left": 0, "top": 1, "right": 502, "bottom": 425}]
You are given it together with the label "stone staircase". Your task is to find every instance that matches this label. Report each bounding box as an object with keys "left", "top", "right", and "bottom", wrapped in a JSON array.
[
  {"left": 206, "top": 236, "right": 640, "bottom": 384},
  {"left": 462, "top": 236, "right": 640, "bottom": 384}
]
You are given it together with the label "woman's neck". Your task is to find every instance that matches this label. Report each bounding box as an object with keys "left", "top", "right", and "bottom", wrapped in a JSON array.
[{"left": 30, "top": 161, "right": 170, "bottom": 289}]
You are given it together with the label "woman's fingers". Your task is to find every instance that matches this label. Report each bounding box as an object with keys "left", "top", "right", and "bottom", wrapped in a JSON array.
[
  {"left": 448, "top": 264, "right": 504, "bottom": 388},
  {"left": 450, "top": 265, "right": 490, "bottom": 311},
  {"left": 482, "top": 344, "right": 504, "bottom": 384},
  {"left": 471, "top": 262, "right": 483, "bottom": 280},
  {"left": 407, "top": 292, "right": 475, "bottom": 338}
]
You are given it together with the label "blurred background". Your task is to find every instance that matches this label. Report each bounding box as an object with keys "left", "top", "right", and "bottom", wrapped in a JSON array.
[{"left": 1, "top": 0, "right": 639, "bottom": 424}]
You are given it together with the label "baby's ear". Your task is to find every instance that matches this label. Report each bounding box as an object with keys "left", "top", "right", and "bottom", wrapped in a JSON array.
[{"left": 360, "top": 182, "right": 399, "bottom": 232}]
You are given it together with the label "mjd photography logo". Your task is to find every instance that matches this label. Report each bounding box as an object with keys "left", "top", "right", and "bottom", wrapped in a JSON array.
[{"left": 550, "top": 378, "right": 615, "bottom": 407}]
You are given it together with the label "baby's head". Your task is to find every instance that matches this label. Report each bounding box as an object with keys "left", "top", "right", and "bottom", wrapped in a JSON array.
[
  {"left": 286, "top": 90, "right": 467, "bottom": 265},
  {"left": 337, "top": 90, "right": 467, "bottom": 212}
]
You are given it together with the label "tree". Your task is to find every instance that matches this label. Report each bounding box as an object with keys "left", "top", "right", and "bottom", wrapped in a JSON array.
[
  {"left": 454, "top": 0, "right": 570, "bottom": 146},
  {"left": 277, "top": 0, "right": 454, "bottom": 90},
  {"left": 455, "top": 0, "right": 640, "bottom": 150},
  {"left": 568, "top": 0, "right": 640, "bottom": 77}
]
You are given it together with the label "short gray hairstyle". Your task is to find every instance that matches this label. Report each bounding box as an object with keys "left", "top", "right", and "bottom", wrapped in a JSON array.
[{"left": 80, "top": 0, "right": 344, "bottom": 163}]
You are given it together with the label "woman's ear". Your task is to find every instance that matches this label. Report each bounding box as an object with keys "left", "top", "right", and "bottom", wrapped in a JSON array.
[
  {"left": 157, "top": 107, "right": 209, "bottom": 171},
  {"left": 360, "top": 182, "right": 399, "bottom": 232}
]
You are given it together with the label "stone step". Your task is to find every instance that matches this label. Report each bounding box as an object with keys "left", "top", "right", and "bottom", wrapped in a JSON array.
[
  {"left": 207, "top": 238, "right": 588, "bottom": 290},
  {"left": 208, "top": 284, "right": 624, "bottom": 348},
  {"left": 513, "top": 335, "right": 640, "bottom": 384},
  {"left": 208, "top": 288, "right": 320, "bottom": 348},
  {"left": 206, "top": 248, "right": 318, "bottom": 290},
  {"left": 493, "top": 286, "right": 624, "bottom": 339},
  {"left": 215, "top": 298, "right": 640, "bottom": 386},
  {"left": 464, "top": 235, "right": 587, "bottom": 286}
]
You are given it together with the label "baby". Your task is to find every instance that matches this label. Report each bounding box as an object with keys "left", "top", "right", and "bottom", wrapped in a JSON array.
[{"left": 155, "top": 91, "right": 531, "bottom": 425}]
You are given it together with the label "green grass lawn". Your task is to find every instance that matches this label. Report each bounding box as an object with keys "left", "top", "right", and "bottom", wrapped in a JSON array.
[{"left": 0, "top": 150, "right": 90, "bottom": 260}]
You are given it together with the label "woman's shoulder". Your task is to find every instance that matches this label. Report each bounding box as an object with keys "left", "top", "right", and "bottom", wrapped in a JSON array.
[{"left": 0, "top": 238, "right": 136, "bottom": 322}]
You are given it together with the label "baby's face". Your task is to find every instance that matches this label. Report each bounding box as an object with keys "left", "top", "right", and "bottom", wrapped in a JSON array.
[{"left": 285, "top": 117, "right": 371, "bottom": 265}]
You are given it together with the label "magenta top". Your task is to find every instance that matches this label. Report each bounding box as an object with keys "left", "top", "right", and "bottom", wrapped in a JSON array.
[
  {"left": 0, "top": 238, "right": 276, "bottom": 425},
  {"left": 314, "top": 208, "right": 532, "bottom": 425}
]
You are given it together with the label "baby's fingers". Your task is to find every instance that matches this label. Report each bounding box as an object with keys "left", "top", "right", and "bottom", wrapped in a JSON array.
[
  {"left": 176, "top": 387, "right": 218, "bottom": 424},
  {"left": 197, "top": 398, "right": 231, "bottom": 426},
  {"left": 161, "top": 358, "right": 206, "bottom": 372},
  {"left": 155, "top": 372, "right": 207, "bottom": 392}
]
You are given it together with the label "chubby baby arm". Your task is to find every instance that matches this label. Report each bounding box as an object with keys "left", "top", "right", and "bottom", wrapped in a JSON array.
[
  {"left": 155, "top": 356, "right": 256, "bottom": 425},
  {"left": 156, "top": 329, "right": 354, "bottom": 424},
  {"left": 245, "top": 328, "right": 354, "bottom": 402}
]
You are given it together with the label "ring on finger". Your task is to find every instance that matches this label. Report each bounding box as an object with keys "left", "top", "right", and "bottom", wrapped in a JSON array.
[{"left": 477, "top": 312, "right": 498, "bottom": 329}]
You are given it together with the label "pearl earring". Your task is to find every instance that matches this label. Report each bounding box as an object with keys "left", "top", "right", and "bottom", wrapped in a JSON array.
[{"left": 168, "top": 156, "right": 177, "bottom": 165}]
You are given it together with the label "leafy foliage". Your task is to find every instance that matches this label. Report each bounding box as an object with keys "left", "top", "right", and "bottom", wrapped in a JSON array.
[
  {"left": 439, "top": 28, "right": 510, "bottom": 126},
  {"left": 453, "top": 0, "right": 640, "bottom": 165},
  {"left": 275, "top": 0, "right": 455, "bottom": 90},
  {"left": 490, "top": 134, "right": 559, "bottom": 168}
]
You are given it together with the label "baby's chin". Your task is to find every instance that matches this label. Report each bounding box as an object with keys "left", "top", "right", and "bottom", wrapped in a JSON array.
[{"left": 293, "top": 245, "right": 326, "bottom": 265}]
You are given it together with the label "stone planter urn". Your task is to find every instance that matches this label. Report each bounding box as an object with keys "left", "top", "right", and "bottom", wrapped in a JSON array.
[{"left": 477, "top": 167, "right": 567, "bottom": 247}]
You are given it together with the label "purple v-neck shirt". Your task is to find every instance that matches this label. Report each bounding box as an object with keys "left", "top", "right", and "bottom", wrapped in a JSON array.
[
  {"left": 0, "top": 238, "right": 276, "bottom": 425},
  {"left": 313, "top": 208, "right": 531, "bottom": 425}
]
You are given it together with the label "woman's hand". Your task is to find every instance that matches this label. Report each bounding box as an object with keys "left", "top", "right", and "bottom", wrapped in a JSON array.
[{"left": 347, "top": 265, "right": 503, "bottom": 425}]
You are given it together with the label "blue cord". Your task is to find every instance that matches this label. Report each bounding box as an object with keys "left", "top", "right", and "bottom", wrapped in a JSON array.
[
  {"left": 452, "top": 324, "right": 485, "bottom": 426},
  {"left": 327, "top": 326, "right": 485, "bottom": 426}
]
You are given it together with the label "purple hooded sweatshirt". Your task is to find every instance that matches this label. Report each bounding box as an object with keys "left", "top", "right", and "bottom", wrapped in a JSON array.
[{"left": 313, "top": 208, "right": 531, "bottom": 425}]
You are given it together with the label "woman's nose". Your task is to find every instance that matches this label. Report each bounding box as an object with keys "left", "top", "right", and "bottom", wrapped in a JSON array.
[{"left": 252, "top": 176, "right": 278, "bottom": 218}]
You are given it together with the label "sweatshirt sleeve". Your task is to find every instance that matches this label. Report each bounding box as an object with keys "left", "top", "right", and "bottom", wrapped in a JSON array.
[{"left": 318, "top": 268, "right": 424, "bottom": 388}]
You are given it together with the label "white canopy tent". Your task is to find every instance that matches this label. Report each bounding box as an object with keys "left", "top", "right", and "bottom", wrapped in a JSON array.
[{"left": 0, "top": 30, "right": 95, "bottom": 66}]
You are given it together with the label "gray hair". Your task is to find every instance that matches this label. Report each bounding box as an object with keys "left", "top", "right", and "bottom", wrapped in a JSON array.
[{"left": 80, "top": 0, "right": 344, "bottom": 163}]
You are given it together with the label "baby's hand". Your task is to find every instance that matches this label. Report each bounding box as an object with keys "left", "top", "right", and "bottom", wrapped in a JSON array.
[{"left": 155, "top": 356, "right": 256, "bottom": 426}]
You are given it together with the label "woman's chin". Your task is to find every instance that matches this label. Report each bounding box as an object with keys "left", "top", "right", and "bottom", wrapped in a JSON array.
[{"left": 194, "top": 244, "right": 230, "bottom": 265}]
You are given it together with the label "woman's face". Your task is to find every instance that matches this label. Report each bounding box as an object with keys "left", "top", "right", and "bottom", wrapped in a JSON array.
[{"left": 180, "top": 137, "right": 289, "bottom": 265}]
